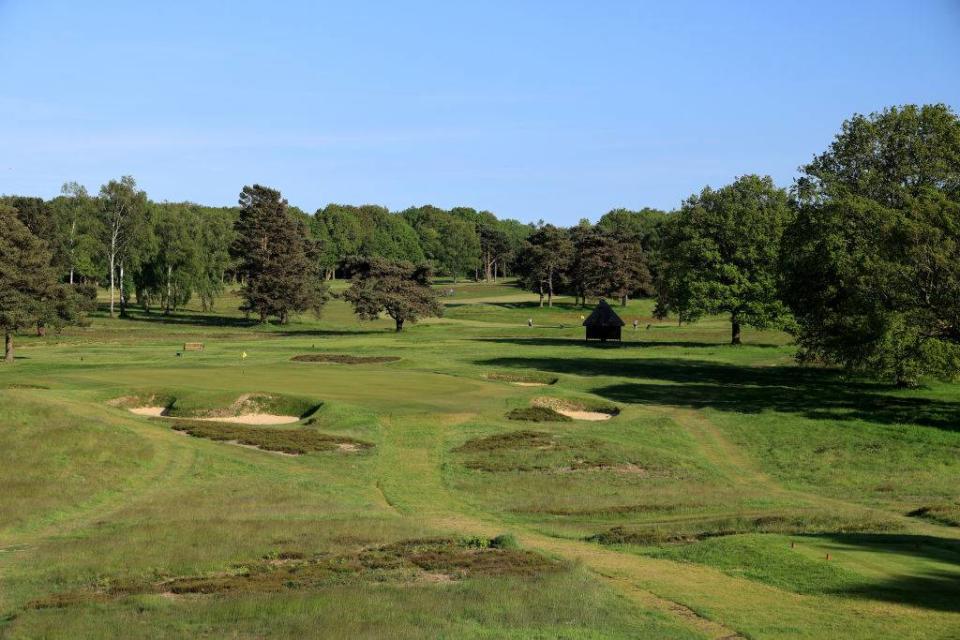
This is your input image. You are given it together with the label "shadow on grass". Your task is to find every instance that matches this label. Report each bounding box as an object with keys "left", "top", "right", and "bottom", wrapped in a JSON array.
[
  {"left": 91, "top": 304, "right": 258, "bottom": 328},
  {"left": 812, "top": 533, "right": 960, "bottom": 612},
  {"left": 476, "top": 356, "right": 960, "bottom": 432},
  {"left": 446, "top": 301, "right": 588, "bottom": 311},
  {"left": 92, "top": 305, "right": 382, "bottom": 337},
  {"left": 474, "top": 337, "right": 784, "bottom": 349}
]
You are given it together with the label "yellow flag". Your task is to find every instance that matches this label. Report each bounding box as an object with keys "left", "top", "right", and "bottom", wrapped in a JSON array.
[{"left": 241, "top": 352, "right": 248, "bottom": 359}]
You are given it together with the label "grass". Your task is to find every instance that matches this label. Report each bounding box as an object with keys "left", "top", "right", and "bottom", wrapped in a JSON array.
[
  {"left": 167, "top": 419, "right": 374, "bottom": 455},
  {"left": 0, "top": 281, "right": 958, "bottom": 638},
  {"left": 291, "top": 354, "right": 402, "bottom": 364},
  {"left": 505, "top": 406, "right": 572, "bottom": 422}
]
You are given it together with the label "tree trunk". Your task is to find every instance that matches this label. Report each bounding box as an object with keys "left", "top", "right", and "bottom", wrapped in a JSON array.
[
  {"left": 36, "top": 324, "right": 46, "bottom": 337},
  {"left": 731, "top": 320, "right": 742, "bottom": 345},
  {"left": 109, "top": 248, "right": 116, "bottom": 317},
  {"left": 538, "top": 283, "right": 544, "bottom": 307},
  {"left": 4, "top": 332, "right": 12, "bottom": 362},
  {"left": 547, "top": 270, "right": 554, "bottom": 307},
  {"left": 621, "top": 294, "right": 628, "bottom": 307},
  {"left": 165, "top": 265, "right": 173, "bottom": 314},
  {"left": 395, "top": 318, "right": 404, "bottom": 332},
  {"left": 69, "top": 268, "right": 74, "bottom": 285},
  {"left": 119, "top": 262, "right": 127, "bottom": 318}
]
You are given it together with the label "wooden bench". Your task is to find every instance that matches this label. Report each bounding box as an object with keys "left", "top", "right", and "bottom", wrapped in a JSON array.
[{"left": 183, "top": 342, "right": 204, "bottom": 352}]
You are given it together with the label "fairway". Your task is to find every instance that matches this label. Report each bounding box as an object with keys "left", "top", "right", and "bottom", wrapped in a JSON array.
[{"left": 1, "top": 281, "right": 958, "bottom": 639}]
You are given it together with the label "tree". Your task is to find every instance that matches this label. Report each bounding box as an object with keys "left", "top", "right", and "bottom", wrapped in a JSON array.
[
  {"left": 516, "top": 224, "right": 572, "bottom": 306},
  {"left": 597, "top": 207, "right": 670, "bottom": 284},
  {"left": 401, "top": 206, "right": 481, "bottom": 282},
  {"left": 1, "top": 196, "right": 56, "bottom": 246},
  {"left": 342, "top": 258, "right": 443, "bottom": 331},
  {"left": 98, "top": 176, "right": 148, "bottom": 317},
  {"left": 0, "top": 206, "right": 59, "bottom": 361},
  {"left": 436, "top": 217, "right": 480, "bottom": 282},
  {"left": 50, "top": 182, "right": 103, "bottom": 284},
  {"left": 231, "top": 185, "right": 327, "bottom": 324},
  {"left": 606, "top": 230, "right": 652, "bottom": 306},
  {"left": 783, "top": 104, "right": 960, "bottom": 385},
  {"left": 660, "top": 175, "right": 793, "bottom": 344},
  {"left": 479, "top": 223, "right": 510, "bottom": 281}
]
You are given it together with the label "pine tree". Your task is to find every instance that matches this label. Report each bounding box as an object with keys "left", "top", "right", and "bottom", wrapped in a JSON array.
[
  {"left": 232, "top": 185, "right": 327, "bottom": 324},
  {"left": 0, "top": 206, "right": 59, "bottom": 362}
]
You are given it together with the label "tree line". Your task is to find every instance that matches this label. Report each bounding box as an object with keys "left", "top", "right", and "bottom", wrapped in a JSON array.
[{"left": 1, "top": 103, "right": 958, "bottom": 385}]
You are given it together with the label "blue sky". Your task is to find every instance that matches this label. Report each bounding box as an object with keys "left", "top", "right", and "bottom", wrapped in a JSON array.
[{"left": 1, "top": 1, "right": 958, "bottom": 224}]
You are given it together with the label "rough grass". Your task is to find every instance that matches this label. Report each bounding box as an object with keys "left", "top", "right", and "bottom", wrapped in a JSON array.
[
  {"left": 486, "top": 371, "right": 559, "bottom": 385},
  {"left": 291, "top": 354, "right": 401, "bottom": 364},
  {"left": 26, "top": 537, "right": 565, "bottom": 609},
  {"left": 506, "top": 406, "right": 572, "bottom": 422},
  {"left": 908, "top": 503, "right": 960, "bottom": 527},
  {"left": 588, "top": 513, "right": 903, "bottom": 546},
  {"left": 168, "top": 419, "right": 373, "bottom": 455}
]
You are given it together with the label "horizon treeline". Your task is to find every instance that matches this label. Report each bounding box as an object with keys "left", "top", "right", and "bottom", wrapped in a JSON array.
[
  {"left": 0, "top": 178, "right": 671, "bottom": 309},
  {"left": 2, "top": 103, "right": 958, "bottom": 386}
]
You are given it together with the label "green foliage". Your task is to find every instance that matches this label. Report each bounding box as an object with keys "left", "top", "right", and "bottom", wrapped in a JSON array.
[
  {"left": 98, "top": 176, "right": 150, "bottom": 317},
  {"left": 342, "top": 258, "right": 443, "bottom": 331},
  {"left": 489, "top": 533, "right": 520, "bottom": 550},
  {"left": 784, "top": 104, "right": 960, "bottom": 385},
  {"left": 514, "top": 224, "right": 572, "bottom": 306},
  {"left": 659, "top": 175, "right": 793, "bottom": 343},
  {"left": 49, "top": 182, "right": 104, "bottom": 283},
  {"left": 0, "top": 206, "right": 90, "bottom": 358},
  {"left": 232, "top": 185, "right": 328, "bottom": 324}
]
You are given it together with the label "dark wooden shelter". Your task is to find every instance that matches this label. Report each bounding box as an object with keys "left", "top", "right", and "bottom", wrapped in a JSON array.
[{"left": 583, "top": 299, "right": 624, "bottom": 342}]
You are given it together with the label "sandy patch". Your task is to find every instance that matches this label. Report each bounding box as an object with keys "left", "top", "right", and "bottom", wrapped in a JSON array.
[
  {"left": 337, "top": 442, "right": 362, "bottom": 452},
  {"left": 531, "top": 396, "right": 617, "bottom": 421},
  {"left": 555, "top": 409, "right": 612, "bottom": 421},
  {"left": 512, "top": 382, "right": 547, "bottom": 387},
  {"left": 129, "top": 406, "right": 167, "bottom": 417},
  {"left": 195, "top": 414, "right": 299, "bottom": 425}
]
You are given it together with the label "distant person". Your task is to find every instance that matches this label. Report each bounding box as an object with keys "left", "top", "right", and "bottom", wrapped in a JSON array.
[
  {"left": 632, "top": 319, "right": 638, "bottom": 331},
  {"left": 527, "top": 318, "right": 533, "bottom": 327}
]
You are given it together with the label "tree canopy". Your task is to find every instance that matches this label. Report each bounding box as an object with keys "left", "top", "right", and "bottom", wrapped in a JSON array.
[
  {"left": 232, "top": 185, "right": 328, "bottom": 324},
  {"left": 659, "top": 175, "right": 793, "bottom": 344},
  {"left": 784, "top": 104, "right": 960, "bottom": 385},
  {"left": 342, "top": 258, "right": 443, "bottom": 331}
]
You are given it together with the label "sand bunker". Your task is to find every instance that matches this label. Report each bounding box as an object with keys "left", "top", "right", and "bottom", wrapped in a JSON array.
[
  {"left": 193, "top": 414, "right": 299, "bottom": 425},
  {"left": 127, "top": 407, "right": 298, "bottom": 425},
  {"left": 129, "top": 406, "right": 167, "bottom": 417},
  {"left": 511, "top": 382, "right": 548, "bottom": 387},
  {"left": 555, "top": 409, "right": 612, "bottom": 421},
  {"left": 530, "top": 397, "right": 618, "bottom": 421}
]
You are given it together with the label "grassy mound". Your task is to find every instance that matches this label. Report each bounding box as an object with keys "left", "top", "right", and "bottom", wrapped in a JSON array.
[
  {"left": 506, "top": 406, "right": 572, "bottom": 422},
  {"left": 112, "top": 391, "right": 320, "bottom": 420},
  {"left": 453, "top": 429, "right": 660, "bottom": 474},
  {"left": 168, "top": 419, "right": 373, "bottom": 455},
  {"left": 292, "top": 354, "right": 401, "bottom": 365}
]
